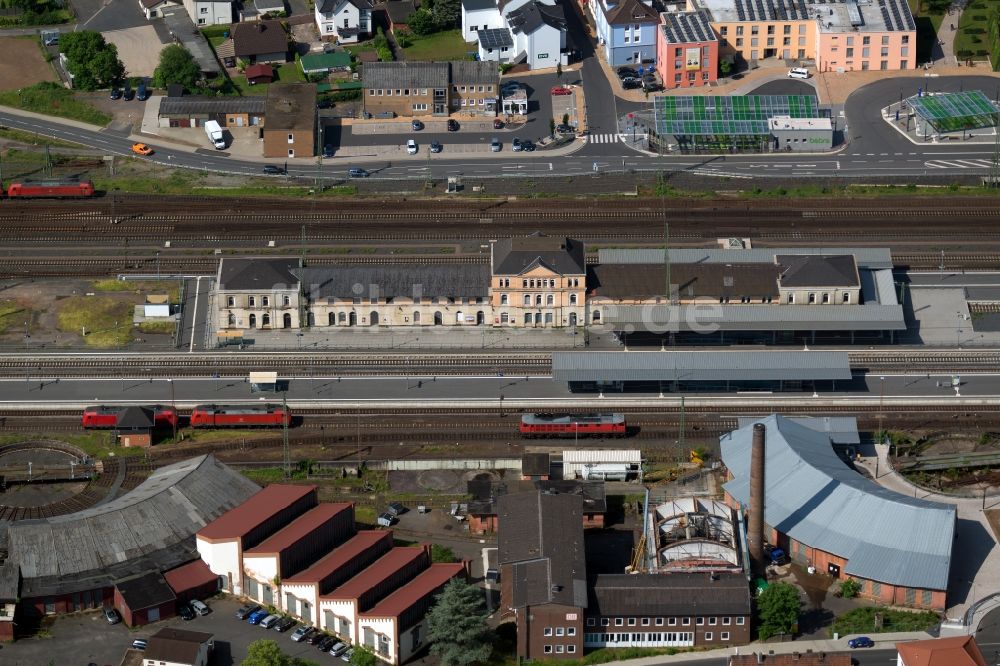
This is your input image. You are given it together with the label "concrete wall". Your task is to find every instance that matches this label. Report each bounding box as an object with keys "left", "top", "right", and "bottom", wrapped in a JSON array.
[{"left": 196, "top": 538, "right": 242, "bottom": 592}]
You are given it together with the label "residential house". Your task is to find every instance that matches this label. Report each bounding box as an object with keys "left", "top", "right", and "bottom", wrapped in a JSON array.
[
  {"left": 262, "top": 83, "right": 318, "bottom": 158},
  {"left": 449, "top": 60, "right": 499, "bottom": 116},
  {"left": 315, "top": 0, "right": 374, "bottom": 43},
  {"left": 506, "top": 0, "right": 567, "bottom": 69},
  {"left": 462, "top": 0, "right": 503, "bottom": 41},
  {"left": 139, "top": 0, "right": 171, "bottom": 19},
  {"left": 362, "top": 62, "right": 450, "bottom": 117},
  {"left": 593, "top": 0, "right": 659, "bottom": 66},
  {"left": 655, "top": 10, "right": 718, "bottom": 89},
  {"left": 232, "top": 19, "right": 289, "bottom": 64},
  {"left": 143, "top": 628, "right": 214, "bottom": 666},
  {"left": 896, "top": 635, "right": 988, "bottom": 666},
  {"left": 183, "top": 0, "right": 233, "bottom": 25}
]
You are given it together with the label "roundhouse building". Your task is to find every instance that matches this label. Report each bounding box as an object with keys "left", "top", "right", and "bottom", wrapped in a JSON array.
[{"left": 721, "top": 415, "right": 955, "bottom": 610}]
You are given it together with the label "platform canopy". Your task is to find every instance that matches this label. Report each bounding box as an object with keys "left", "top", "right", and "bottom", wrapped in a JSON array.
[
  {"left": 906, "top": 90, "right": 1000, "bottom": 133},
  {"left": 653, "top": 95, "right": 823, "bottom": 136}
]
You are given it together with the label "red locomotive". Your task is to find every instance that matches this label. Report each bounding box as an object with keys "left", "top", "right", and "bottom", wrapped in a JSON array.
[
  {"left": 82, "top": 405, "right": 178, "bottom": 429},
  {"left": 189, "top": 404, "right": 292, "bottom": 428},
  {"left": 519, "top": 413, "right": 627, "bottom": 438},
  {"left": 6, "top": 179, "right": 96, "bottom": 198}
]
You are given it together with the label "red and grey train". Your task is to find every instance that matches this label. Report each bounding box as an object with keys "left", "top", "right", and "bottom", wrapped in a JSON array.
[
  {"left": 82, "top": 405, "right": 178, "bottom": 429},
  {"left": 519, "top": 413, "right": 627, "bottom": 438},
  {"left": 5, "top": 179, "right": 96, "bottom": 199}
]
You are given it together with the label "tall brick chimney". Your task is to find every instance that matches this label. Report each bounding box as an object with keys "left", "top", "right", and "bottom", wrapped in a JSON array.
[{"left": 748, "top": 423, "right": 766, "bottom": 574}]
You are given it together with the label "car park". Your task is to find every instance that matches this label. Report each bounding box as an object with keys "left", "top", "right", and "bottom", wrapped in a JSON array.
[
  {"left": 291, "top": 626, "right": 316, "bottom": 642},
  {"left": 317, "top": 635, "right": 337, "bottom": 651},
  {"left": 512, "top": 137, "right": 523, "bottom": 152},
  {"left": 262, "top": 165, "right": 285, "bottom": 175},
  {"left": 247, "top": 609, "right": 269, "bottom": 625},
  {"left": 103, "top": 608, "right": 121, "bottom": 625},
  {"left": 329, "top": 642, "right": 349, "bottom": 657},
  {"left": 178, "top": 603, "right": 196, "bottom": 621},
  {"left": 407, "top": 139, "right": 418, "bottom": 154},
  {"left": 447, "top": 119, "right": 459, "bottom": 131},
  {"left": 131, "top": 639, "right": 148, "bottom": 650},
  {"left": 275, "top": 616, "right": 297, "bottom": 632},
  {"left": 131, "top": 143, "right": 153, "bottom": 156},
  {"left": 550, "top": 86, "right": 572, "bottom": 96},
  {"left": 236, "top": 604, "right": 261, "bottom": 620},
  {"left": 110, "top": 87, "right": 122, "bottom": 100},
  {"left": 430, "top": 140, "right": 442, "bottom": 153},
  {"left": 490, "top": 137, "right": 501, "bottom": 152},
  {"left": 788, "top": 67, "right": 810, "bottom": 79},
  {"left": 348, "top": 167, "right": 370, "bottom": 178},
  {"left": 848, "top": 637, "right": 874, "bottom": 648},
  {"left": 411, "top": 119, "right": 424, "bottom": 131}
]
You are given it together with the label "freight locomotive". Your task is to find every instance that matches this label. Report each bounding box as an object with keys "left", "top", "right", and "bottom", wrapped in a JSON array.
[
  {"left": 6, "top": 179, "right": 96, "bottom": 198},
  {"left": 519, "top": 413, "right": 627, "bottom": 438},
  {"left": 189, "top": 404, "right": 292, "bottom": 428},
  {"left": 81, "top": 405, "right": 178, "bottom": 429}
]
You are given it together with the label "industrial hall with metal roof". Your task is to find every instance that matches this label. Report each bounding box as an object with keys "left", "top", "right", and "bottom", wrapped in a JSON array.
[{"left": 721, "top": 415, "right": 955, "bottom": 610}]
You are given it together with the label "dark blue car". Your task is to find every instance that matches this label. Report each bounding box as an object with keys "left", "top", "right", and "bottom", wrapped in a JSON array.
[
  {"left": 848, "top": 636, "right": 874, "bottom": 648},
  {"left": 247, "top": 609, "right": 269, "bottom": 625}
]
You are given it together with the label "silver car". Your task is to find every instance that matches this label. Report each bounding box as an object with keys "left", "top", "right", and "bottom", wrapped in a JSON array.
[{"left": 490, "top": 137, "right": 501, "bottom": 152}]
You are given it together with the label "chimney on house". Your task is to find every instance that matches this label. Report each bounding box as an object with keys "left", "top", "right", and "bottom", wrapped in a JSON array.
[{"left": 748, "top": 423, "right": 766, "bottom": 575}]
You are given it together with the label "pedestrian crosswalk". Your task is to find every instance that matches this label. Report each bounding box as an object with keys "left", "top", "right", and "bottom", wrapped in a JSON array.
[
  {"left": 586, "top": 133, "right": 621, "bottom": 144},
  {"left": 925, "top": 158, "right": 994, "bottom": 169}
]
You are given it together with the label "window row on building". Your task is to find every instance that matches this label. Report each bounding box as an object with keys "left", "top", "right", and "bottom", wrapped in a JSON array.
[{"left": 587, "top": 615, "right": 745, "bottom": 627}]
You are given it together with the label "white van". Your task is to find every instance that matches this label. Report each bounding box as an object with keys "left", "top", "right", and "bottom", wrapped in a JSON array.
[
  {"left": 204, "top": 120, "right": 226, "bottom": 150},
  {"left": 787, "top": 67, "right": 810, "bottom": 79}
]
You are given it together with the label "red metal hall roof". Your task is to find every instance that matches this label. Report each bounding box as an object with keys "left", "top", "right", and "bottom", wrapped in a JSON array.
[
  {"left": 196, "top": 484, "right": 316, "bottom": 541},
  {"left": 322, "top": 546, "right": 427, "bottom": 601},
  {"left": 361, "top": 563, "right": 464, "bottom": 618},
  {"left": 245, "top": 502, "right": 353, "bottom": 555},
  {"left": 164, "top": 559, "right": 218, "bottom": 595},
  {"left": 287, "top": 531, "right": 391, "bottom": 585}
]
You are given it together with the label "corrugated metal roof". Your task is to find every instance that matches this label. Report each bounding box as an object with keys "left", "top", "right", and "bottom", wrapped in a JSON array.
[
  {"left": 736, "top": 416, "right": 859, "bottom": 445},
  {"left": 874, "top": 269, "right": 899, "bottom": 306},
  {"left": 562, "top": 450, "right": 642, "bottom": 463},
  {"left": 721, "top": 415, "right": 955, "bottom": 590},
  {"left": 552, "top": 351, "right": 851, "bottom": 382},
  {"left": 599, "top": 303, "right": 906, "bottom": 331},
  {"left": 597, "top": 248, "right": 894, "bottom": 270}
]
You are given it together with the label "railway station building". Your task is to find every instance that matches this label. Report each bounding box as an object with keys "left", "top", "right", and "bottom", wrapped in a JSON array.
[{"left": 721, "top": 415, "right": 955, "bottom": 610}]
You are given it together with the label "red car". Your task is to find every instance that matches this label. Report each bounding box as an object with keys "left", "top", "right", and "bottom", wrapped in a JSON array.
[
  {"left": 189, "top": 404, "right": 292, "bottom": 428},
  {"left": 520, "top": 413, "right": 626, "bottom": 438},
  {"left": 550, "top": 86, "right": 573, "bottom": 96}
]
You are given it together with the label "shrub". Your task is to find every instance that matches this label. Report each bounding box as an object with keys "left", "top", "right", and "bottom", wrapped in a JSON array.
[{"left": 965, "top": 26, "right": 986, "bottom": 34}]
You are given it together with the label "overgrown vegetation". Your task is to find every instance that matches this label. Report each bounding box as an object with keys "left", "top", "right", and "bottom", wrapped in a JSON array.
[
  {"left": 0, "top": 127, "right": 83, "bottom": 148},
  {"left": 0, "top": 82, "right": 111, "bottom": 125},
  {"left": 0, "top": 300, "right": 27, "bottom": 334},
  {"left": 757, "top": 582, "right": 802, "bottom": 640},
  {"left": 92, "top": 279, "right": 181, "bottom": 303},
  {"left": 0, "top": 0, "right": 72, "bottom": 27},
  {"left": 56, "top": 296, "right": 133, "bottom": 348},
  {"left": 832, "top": 607, "right": 941, "bottom": 636}
]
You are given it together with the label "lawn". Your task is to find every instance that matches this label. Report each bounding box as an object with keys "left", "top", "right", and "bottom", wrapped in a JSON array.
[
  {"left": 230, "top": 61, "right": 307, "bottom": 96},
  {"left": 0, "top": 82, "right": 111, "bottom": 126},
  {"left": 0, "top": 300, "right": 28, "bottom": 334},
  {"left": 56, "top": 296, "right": 134, "bottom": 348},
  {"left": 402, "top": 29, "right": 471, "bottom": 61},
  {"left": 954, "top": 0, "right": 994, "bottom": 59},
  {"left": 832, "top": 606, "right": 941, "bottom": 637},
  {"left": 93, "top": 279, "right": 181, "bottom": 303}
]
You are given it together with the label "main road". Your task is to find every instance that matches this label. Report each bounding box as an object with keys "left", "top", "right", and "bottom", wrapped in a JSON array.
[{"left": 1, "top": 75, "right": 997, "bottom": 181}]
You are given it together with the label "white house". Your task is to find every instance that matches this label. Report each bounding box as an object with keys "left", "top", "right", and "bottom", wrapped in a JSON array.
[
  {"left": 507, "top": 1, "right": 566, "bottom": 69},
  {"left": 461, "top": 0, "right": 502, "bottom": 42},
  {"left": 143, "top": 628, "right": 214, "bottom": 666},
  {"left": 315, "top": 0, "right": 373, "bottom": 43},
  {"left": 138, "top": 0, "right": 233, "bottom": 24}
]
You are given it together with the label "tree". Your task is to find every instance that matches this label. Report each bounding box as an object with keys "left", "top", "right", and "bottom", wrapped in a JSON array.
[
  {"left": 719, "top": 59, "right": 732, "bottom": 76},
  {"left": 349, "top": 646, "right": 377, "bottom": 666},
  {"left": 242, "top": 639, "right": 319, "bottom": 666},
  {"left": 407, "top": 8, "right": 438, "bottom": 35},
  {"left": 757, "top": 582, "right": 802, "bottom": 640},
  {"left": 427, "top": 578, "right": 492, "bottom": 666},
  {"left": 431, "top": 0, "right": 461, "bottom": 29},
  {"left": 431, "top": 544, "right": 456, "bottom": 563},
  {"left": 60, "top": 31, "right": 125, "bottom": 90},
  {"left": 154, "top": 44, "right": 201, "bottom": 89},
  {"left": 839, "top": 578, "right": 861, "bottom": 599}
]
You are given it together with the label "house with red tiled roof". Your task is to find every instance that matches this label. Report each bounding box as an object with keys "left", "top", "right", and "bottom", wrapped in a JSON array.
[
  {"left": 242, "top": 503, "right": 355, "bottom": 613},
  {"left": 357, "top": 562, "right": 467, "bottom": 665},
  {"left": 319, "top": 545, "right": 432, "bottom": 643},
  {"left": 896, "top": 635, "right": 987, "bottom": 666},
  {"left": 280, "top": 530, "right": 394, "bottom": 626},
  {"left": 196, "top": 484, "right": 317, "bottom": 593}
]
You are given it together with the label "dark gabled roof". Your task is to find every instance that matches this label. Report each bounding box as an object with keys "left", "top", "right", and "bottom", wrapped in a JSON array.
[
  {"left": 115, "top": 570, "right": 177, "bottom": 611},
  {"left": 218, "top": 257, "right": 301, "bottom": 291},
  {"left": 507, "top": 1, "right": 566, "bottom": 34},
  {"left": 363, "top": 61, "right": 449, "bottom": 90},
  {"left": 265, "top": 84, "right": 317, "bottom": 131},
  {"left": 777, "top": 254, "right": 860, "bottom": 288},
  {"left": 450, "top": 60, "right": 499, "bottom": 85},
  {"left": 589, "top": 263, "right": 781, "bottom": 300},
  {"left": 232, "top": 19, "right": 288, "bottom": 57},
  {"left": 589, "top": 572, "right": 752, "bottom": 616},
  {"left": 463, "top": 0, "right": 497, "bottom": 10},
  {"left": 603, "top": 0, "right": 658, "bottom": 25},
  {"left": 498, "top": 490, "right": 587, "bottom": 609},
  {"left": 493, "top": 234, "right": 585, "bottom": 276},
  {"left": 117, "top": 406, "right": 154, "bottom": 429},
  {"left": 660, "top": 9, "right": 717, "bottom": 43},
  {"left": 468, "top": 479, "right": 606, "bottom": 516},
  {"left": 521, "top": 452, "right": 550, "bottom": 476},
  {"left": 159, "top": 96, "right": 267, "bottom": 116},
  {"left": 301, "top": 264, "right": 490, "bottom": 301},
  {"left": 318, "top": 0, "right": 373, "bottom": 11},
  {"left": 385, "top": 0, "right": 416, "bottom": 22},
  {"left": 145, "top": 628, "right": 214, "bottom": 665}
]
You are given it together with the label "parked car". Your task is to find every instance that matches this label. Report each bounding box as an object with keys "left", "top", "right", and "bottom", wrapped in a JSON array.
[
  {"left": 190, "top": 600, "right": 210, "bottom": 616},
  {"left": 411, "top": 119, "right": 424, "bottom": 131},
  {"left": 131, "top": 143, "right": 153, "bottom": 156},
  {"left": 348, "top": 167, "right": 370, "bottom": 178},
  {"left": 329, "top": 642, "right": 349, "bottom": 657},
  {"left": 642, "top": 80, "right": 662, "bottom": 92},
  {"left": 178, "top": 603, "right": 196, "bottom": 621},
  {"left": 236, "top": 604, "right": 261, "bottom": 620},
  {"left": 788, "top": 67, "right": 810, "bottom": 79},
  {"left": 490, "top": 137, "right": 501, "bottom": 152},
  {"left": 621, "top": 77, "right": 642, "bottom": 89},
  {"left": 317, "top": 635, "right": 338, "bottom": 651},
  {"left": 123, "top": 84, "right": 134, "bottom": 101},
  {"left": 136, "top": 79, "right": 149, "bottom": 101},
  {"left": 377, "top": 512, "right": 397, "bottom": 526},
  {"left": 521, "top": 139, "right": 535, "bottom": 152},
  {"left": 447, "top": 119, "right": 459, "bottom": 131},
  {"left": 247, "top": 609, "right": 269, "bottom": 625},
  {"left": 262, "top": 165, "right": 285, "bottom": 175},
  {"left": 550, "top": 86, "right": 572, "bottom": 96},
  {"left": 323, "top": 144, "right": 334, "bottom": 158},
  {"left": 556, "top": 124, "right": 576, "bottom": 135},
  {"left": 131, "top": 638, "right": 148, "bottom": 650},
  {"left": 260, "top": 614, "right": 281, "bottom": 629},
  {"left": 109, "top": 87, "right": 122, "bottom": 100},
  {"left": 342, "top": 648, "right": 355, "bottom": 662},
  {"left": 406, "top": 139, "right": 418, "bottom": 154},
  {"left": 430, "top": 140, "right": 442, "bottom": 153},
  {"left": 493, "top": 118, "right": 504, "bottom": 129},
  {"left": 512, "top": 137, "right": 523, "bottom": 152},
  {"left": 306, "top": 630, "right": 326, "bottom": 645},
  {"left": 274, "top": 616, "right": 297, "bottom": 632},
  {"left": 43, "top": 34, "right": 59, "bottom": 46},
  {"left": 291, "top": 625, "right": 316, "bottom": 642},
  {"left": 617, "top": 66, "right": 638, "bottom": 78},
  {"left": 848, "top": 637, "right": 874, "bottom": 649},
  {"left": 103, "top": 607, "right": 121, "bottom": 625}
]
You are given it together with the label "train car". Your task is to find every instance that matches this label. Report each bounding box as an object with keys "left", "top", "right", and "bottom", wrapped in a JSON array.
[
  {"left": 82, "top": 404, "right": 178, "bottom": 429},
  {"left": 189, "top": 404, "right": 292, "bottom": 428},
  {"left": 6, "top": 179, "right": 96, "bottom": 199},
  {"left": 519, "top": 413, "right": 627, "bottom": 438}
]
